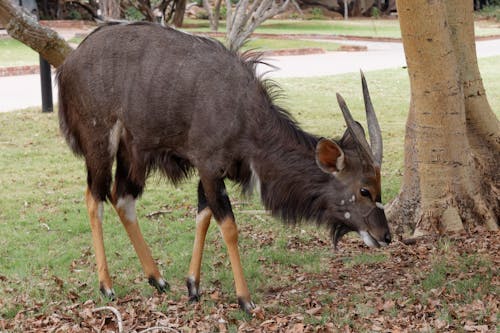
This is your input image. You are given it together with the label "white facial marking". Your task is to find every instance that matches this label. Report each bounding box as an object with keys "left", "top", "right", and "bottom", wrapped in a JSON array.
[
  {"left": 340, "top": 200, "right": 345, "bottom": 205},
  {"left": 108, "top": 120, "right": 123, "bottom": 156},
  {"left": 344, "top": 211, "right": 351, "bottom": 220},
  {"left": 116, "top": 195, "right": 137, "bottom": 222},
  {"left": 376, "top": 202, "right": 385, "bottom": 210},
  {"left": 97, "top": 202, "right": 104, "bottom": 222},
  {"left": 350, "top": 195, "right": 356, "bottom": 203},
  {"left": 358, "top": 230, "right": 379, "bottom": 248}
]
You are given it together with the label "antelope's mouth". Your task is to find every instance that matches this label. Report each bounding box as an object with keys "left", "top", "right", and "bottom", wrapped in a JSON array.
[
  {"left": 358, "top": 230, "right": 389, "bottom": 248},
  {"left": 332, "top": 225, "right": 389, "bottom": 249},
  {"left": 331, "top": 224, "right": 353, "bottom": 250}
]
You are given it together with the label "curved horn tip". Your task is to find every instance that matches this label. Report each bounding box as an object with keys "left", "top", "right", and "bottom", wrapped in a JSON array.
[
  {"left": 360, "top": 70, "right": 368, "bottom": 87},
  {"left": 336, "top": 93, "right": 346, "bottom": 104}
]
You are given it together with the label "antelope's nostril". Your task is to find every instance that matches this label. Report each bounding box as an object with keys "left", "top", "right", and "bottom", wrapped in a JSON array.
[{"left": 384, "top": 232, "right": 392, "bottom": 244}]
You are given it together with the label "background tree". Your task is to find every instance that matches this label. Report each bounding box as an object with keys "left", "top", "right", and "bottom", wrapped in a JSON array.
[
  {"left": 202, "top": 0, "right": 222, "bottom": 31},
  {"left": 387, "top": 0, "right": 499, "bottom": 235},
  {"left": 225, "top": 0, "right": 291, "bottom": 51},
  {"left": 202, "top": 0, "right": 302, "bottom": 36},
  {"left": 120, "top": 0, "right": 186, "bottom": 26},
  {"left": 100, "top": 0, "right": 121, "bottom": 19}
]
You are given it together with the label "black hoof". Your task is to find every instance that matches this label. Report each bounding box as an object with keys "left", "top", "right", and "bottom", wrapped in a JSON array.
[
  {"left": 186, "top": 277, "right": 201, "bottom": 303},
  {"left": 148, "top": 277, "right": 170, "bottom": 293},
  {"left": 99, "top": 285, "right": 116, "bottom": 301},
  {"left": 238, "top": 297, "right": 256, "bottom": 315},
  {"left": 189, "top": 293, "right": 200, "bottom": 303}
]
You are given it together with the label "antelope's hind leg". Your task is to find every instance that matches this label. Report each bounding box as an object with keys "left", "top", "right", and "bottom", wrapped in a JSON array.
[
  {"left": 85, "top": 188, "right": 115, "bottom": 299},
  {"left": 111, "top": 142, "right": 169, "bottom": 293},
  {"left": 198, "top": 176, "right": 255, "bottom": 314},
  {"left": 85, "top": 158, "right": 115, "bottom": 299},
  {"left": 187, "top": 181, "right": 213, "bottom": 302}
]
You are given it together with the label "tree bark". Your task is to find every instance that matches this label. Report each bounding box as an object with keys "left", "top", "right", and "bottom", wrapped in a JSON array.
[
  {"left": 100, "top": 0, "right": 121, "bottom": 19},
  {"left": 388, "top": 0, "right": 499, "bottom": 235},
  {"left": 0, "top": 0, "right": 72, "bottom": 67},
  {"left": 203, "top": 0, "right": 222, "bottom": 31},
  {"left": 226, "top": 0, "right": 291, "bottom": 51}
]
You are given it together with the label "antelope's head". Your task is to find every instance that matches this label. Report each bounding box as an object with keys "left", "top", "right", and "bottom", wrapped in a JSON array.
[{"left": 315, "top": 72, "right": 391, "bottom": 249}]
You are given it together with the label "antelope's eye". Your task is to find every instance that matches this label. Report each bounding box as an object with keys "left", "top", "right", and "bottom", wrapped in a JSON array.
[{"left": 360, "top": 188, "right": 371, "bottom": 198}]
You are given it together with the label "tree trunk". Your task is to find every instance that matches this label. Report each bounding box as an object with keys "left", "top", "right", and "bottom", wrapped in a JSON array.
[
  {"left": 100, "top": 0, "right": 121, "bottom": 19},
  {"left": 203, "top": 0, "right": 222, "bottom": 31},
  {"left": 226, "top": 0, "right": 291, "bottom": 51},
  {"left": 0, "top": 0, "right": 72, "bottom": 67},
  {"left": 388, "top": 0, "right": 499, "bottom": 236},
  {"left": 351, "top": 0, "right": 374, "bottom": 16}
]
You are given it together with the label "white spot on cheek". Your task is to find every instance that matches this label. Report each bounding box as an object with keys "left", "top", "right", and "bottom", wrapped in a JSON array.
[
  {"left": 349, "top": 195, "right": 356, "bottom": 203},
  {"left": 340, "top": 200, "right": 345, "bottom": 205},
  {"left": 116, "top": 195, "right": 137, "bottom": 222},
  {"left": 344, "top": 212, "right": 351, "bottom": 220}
]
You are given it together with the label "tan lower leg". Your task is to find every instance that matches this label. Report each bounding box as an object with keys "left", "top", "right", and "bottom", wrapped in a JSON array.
[
  {"left": 113, "top": 195, "right": 162, "bottom": 281},
  {"left": 85, "top": 189, "right": 113, "bottom": 294},
  {"left": 218, "top": 217, "right": 251, "bottom": 303},
  {"left": 187, "top": 208, "right": 212, "bottom": 284}
]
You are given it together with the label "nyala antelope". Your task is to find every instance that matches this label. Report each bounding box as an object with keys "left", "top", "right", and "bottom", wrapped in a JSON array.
[{"left": 56, "top": 22, "right": 391, "bottom": 313}]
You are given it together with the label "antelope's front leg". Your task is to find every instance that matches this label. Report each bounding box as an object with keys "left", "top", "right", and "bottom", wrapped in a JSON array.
[
  {"left": 186, "top": 207, "right": 212, "bottom": 302},
  {"left": 85, "top": 189, "right": 114, "bottom": 299},
  {"left": 198, "top": 177, "right": 255, "bottom": 313},
  {"left": 218, "top": 216, "right": 255, "bottom": 313}
]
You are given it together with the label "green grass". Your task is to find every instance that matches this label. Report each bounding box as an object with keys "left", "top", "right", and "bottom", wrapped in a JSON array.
[
  {"left": 183, "top": 18, "right": 402, "bottom": 37},
  {"left": 475, "top": 5, "right": 500, "bottom": 22},
  {"left": 184, "top": 18, "right": 500, "bottom": 38},
  {"left": 257, "top": 19, "right": 402, "bottom": 37},
  {"left": 243, "top": 37, "right": 340, "bottom": 51},
  {"left": 342, "top": 252, "right": 388, "bottom": 268},
  {"left": 0, "top": 58, "right": 499, "bottom": 330},
  {"left": 0, "top": 38, "right": 39, "bottom": 67}
]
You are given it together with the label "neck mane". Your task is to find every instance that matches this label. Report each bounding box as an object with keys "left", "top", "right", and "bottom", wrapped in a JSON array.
[{"left": 249, "top": 103, "right": 335, "bottom": 226}]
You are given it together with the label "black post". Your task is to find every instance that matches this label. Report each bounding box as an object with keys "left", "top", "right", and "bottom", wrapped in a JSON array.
[{"left": 39, "top": 56, "right": 53, "bottom": 113}]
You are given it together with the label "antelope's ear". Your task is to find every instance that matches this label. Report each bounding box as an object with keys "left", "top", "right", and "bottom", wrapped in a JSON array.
[{"left": 315, "top": 138, "right": 345, "bottom": 174}]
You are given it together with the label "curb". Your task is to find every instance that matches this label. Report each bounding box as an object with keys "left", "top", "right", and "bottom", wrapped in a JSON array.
[{"left": 0, "top": 65, "right": 41, "bottom": 77}]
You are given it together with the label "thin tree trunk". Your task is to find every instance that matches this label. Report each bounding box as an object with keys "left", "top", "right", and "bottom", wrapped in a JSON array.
[
  {"left": 100, "top": 0, "right": 121, "bottom": 19},
  {"left": 225, "top": 0, "right": 290, "bottom": 51},
  {"left": 203, "top": 0, "right": 222, "bottom": 31},
  {"left": 0, "top": 0, "right": 72, "bottom": 67},
  {"left": 388, "top": 0, "right": 499, "bottom": 235}
]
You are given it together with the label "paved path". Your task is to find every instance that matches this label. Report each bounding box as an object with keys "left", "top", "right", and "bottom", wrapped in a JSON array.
[{"left": 1, "top": 38, "right": 500, "bottom": 112}]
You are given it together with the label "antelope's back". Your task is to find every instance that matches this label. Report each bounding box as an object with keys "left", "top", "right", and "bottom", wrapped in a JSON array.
[{"left": 57, "top": 22, "right": 263, "bottom": 159}]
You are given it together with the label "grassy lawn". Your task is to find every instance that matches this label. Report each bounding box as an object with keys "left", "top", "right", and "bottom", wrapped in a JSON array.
[
  {"left": 184, "top": 18, "right": 500, "bottom": 38},
  {"left": 243, "top": 37, "right": 340, "bottom": 51},
  {"left": 0, "top": 38, "right": 39, "bottom": 67},
  {"left": 0, "top": 58, "right": 498, "bottom": 331},
  {"left": 183, "top": 18, "right": 402, "bottom": 37}
]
